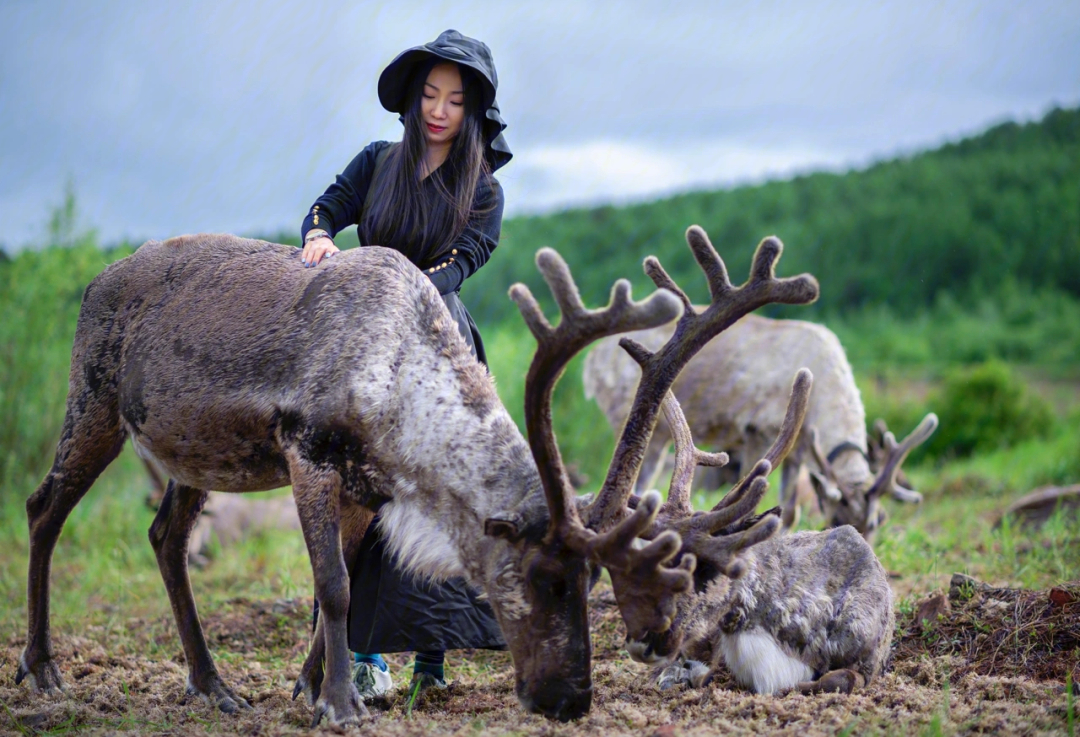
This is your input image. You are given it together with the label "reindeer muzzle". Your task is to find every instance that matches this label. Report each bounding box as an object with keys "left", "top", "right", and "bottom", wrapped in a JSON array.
[{"left": 518, "top": 676, "right": 593, "bottom": 722}]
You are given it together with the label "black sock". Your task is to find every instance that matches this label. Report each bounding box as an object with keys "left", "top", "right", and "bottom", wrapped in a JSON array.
[{"left": 414, "top": 651, "right": 445, "bottom": 680}]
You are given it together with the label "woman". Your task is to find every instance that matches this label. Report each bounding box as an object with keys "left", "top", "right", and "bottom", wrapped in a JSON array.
[{"left": 299, "top": 30, "right": 511, "bottom": 701}]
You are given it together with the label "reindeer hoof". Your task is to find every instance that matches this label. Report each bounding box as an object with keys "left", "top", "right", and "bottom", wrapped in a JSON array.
[
  {"left": 186, "top": 676, "right": 253, "bottom": 713},
  {"left": 822, "top": 670, "right": 857, "bottom": 694},
  {"left": 292, "top": 661, "right": 324, "bottom": 704},
  {"left": 656, "top": 662, "right": 690, "bottom": 691},
  {"left": 656, "top": 659, "right": 711, "bottom": 691},
  {"left": 16, "top": 652, "right": 65, "bottom": 694},
  {"left": 686, "top": 660, "right": 711, "bottom": 688},
  {"left": 807, "top": 668, "right": 863, "bottom": 695},
  {"left": 310, "top": 682, "right": 366, "bottom": 727}
]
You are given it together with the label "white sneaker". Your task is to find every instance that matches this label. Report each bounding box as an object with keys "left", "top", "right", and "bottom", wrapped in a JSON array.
[{"left": 352, "top": 661, "right": 393, "bottom": 698}]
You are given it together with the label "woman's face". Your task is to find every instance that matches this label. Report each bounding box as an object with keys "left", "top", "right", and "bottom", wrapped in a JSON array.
[{"left": 421, "top": 62, "right": 465, "bottom": 148}]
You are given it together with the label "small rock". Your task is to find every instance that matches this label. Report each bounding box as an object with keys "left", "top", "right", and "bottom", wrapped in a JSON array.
[
  {"left": 949, "top": 573, "right": 990, "bottom": 601},
  {"left": 1049, "top": 588, "right": 1076, "bottom": 607},
  {"left": 916, "top": 593, "right": 951, "bottom": 627}
]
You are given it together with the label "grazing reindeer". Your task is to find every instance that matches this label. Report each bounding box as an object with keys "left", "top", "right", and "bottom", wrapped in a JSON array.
[
  {"left": 625, "top": 370, "right": 896, "bottom": 695},
  {"left": 18, "top": 227, "right": 817, "bottom": 725},
  {"left": 295, "top": 225, "right": 820, "bottom": 704},
  {"left": 583, "top": 314, "right": 937, "bottom": 540}
]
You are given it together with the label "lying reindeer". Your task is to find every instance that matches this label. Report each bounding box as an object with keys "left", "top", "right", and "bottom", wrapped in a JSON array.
[
  {"left": 623, "top": 370, "right": 896, "bottom": 695},
  {"left": 584, "top": 314, "right": 937, "bottom": 540},
  {"left": 18, "top": 227, "right": 818, "bottom": 725}
]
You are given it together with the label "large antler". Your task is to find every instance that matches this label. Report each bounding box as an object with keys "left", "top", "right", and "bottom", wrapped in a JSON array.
[
  {"left": 665, "top": 369, "right": 812, "bottom": 572},
  {"left": 588, "top": 227, "right": 816, "bottom": 635},
  {"left": 508, "top": 248, "right": 690, "bottom": 579},
  {"left": 586, "top": 226, "right": 819, "bottom": 531},
  {"left": 865, "top": 413, "right": 938, "bottom": 502},
  {"left": 509, "top": 228, "right": 817, "bottom": 638}
]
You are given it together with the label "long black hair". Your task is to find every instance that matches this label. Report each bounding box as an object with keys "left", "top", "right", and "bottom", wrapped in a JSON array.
[{"left": 360, "top": 59, "right": 494, "bottom": 267}]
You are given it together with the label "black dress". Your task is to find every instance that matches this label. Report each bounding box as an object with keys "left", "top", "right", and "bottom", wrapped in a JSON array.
[{"left": 301, "top": 140, "right": 506, "bottom": 653}]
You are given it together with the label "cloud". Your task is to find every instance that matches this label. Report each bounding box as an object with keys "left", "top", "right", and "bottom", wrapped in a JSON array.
[
  {"left": 0, "top": 0, "right": 1078, "bottom": 249},
  {"left": 504, "top": 137, "right": 841, "bottom": 214}
]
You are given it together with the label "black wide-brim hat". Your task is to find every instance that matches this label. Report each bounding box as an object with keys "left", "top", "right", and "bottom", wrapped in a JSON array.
[{"left": 378, "top": 29, "right": 512, "bottom": 171}]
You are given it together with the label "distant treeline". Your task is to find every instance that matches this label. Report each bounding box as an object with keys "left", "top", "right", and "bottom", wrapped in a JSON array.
[
  {"left": 3, "top": 109, "right": 1079, "bottom": 502},
  {"left": 465, "top": 106, "right": 1079, "bottom": 326}
]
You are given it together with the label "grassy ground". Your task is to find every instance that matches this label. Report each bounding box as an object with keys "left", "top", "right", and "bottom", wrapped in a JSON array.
[
  {"left": 1, "top": 258, "right": 1078, "bottom": 734},
  {"left": 0, "top": 372, "right": 1077, "bottom": 735},
  {"left": 0, "top": 574, "right": 1076, "bottom": 736}
]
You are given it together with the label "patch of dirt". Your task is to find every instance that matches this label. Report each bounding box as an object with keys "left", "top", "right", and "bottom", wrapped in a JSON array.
[
  {"left": 895, "top": 574, "right": 1080, "bottom": 684},
  {"left": 2, "top": 578, "right": 1076, "bottom": 736}
]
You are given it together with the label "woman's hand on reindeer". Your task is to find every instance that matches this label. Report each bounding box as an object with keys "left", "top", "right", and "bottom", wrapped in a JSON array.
[{"left": 302, "top": 235, "right": 339, "bottom": 267}]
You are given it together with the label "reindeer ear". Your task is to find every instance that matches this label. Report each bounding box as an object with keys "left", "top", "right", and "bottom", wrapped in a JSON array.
[{"left": 484, "top": 513, "right": 524, "bottom": 541}]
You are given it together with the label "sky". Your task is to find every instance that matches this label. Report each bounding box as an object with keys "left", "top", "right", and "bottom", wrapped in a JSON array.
[{"left": 1, "top": 1, "right": 1078, "bottom": 251}]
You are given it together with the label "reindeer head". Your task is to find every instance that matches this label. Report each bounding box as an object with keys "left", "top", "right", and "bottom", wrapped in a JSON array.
[
  {"left": 805, "top": 414, "right": 938, "bottom": 541},
  {"left": 484, "top": 227, "right": 817, "bottom": 719},
  {"left": 594, "top": 227, "right": 817, "bottom": 645},
  {"left": 479, "top": 247, "right": 685, "bottom": 720},
  {"left": 625, "top": 368, "right": 814, "bottom": 664}
]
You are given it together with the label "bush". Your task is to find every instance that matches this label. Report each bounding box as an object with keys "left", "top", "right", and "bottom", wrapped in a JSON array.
[{"left": 926, "top": 361, "right": 1055, "bottom": 459}]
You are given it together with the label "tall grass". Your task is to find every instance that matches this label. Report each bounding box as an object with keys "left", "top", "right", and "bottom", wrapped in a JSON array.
[{"left": 0, "top": 238, "right": 135, "bottom": 502}]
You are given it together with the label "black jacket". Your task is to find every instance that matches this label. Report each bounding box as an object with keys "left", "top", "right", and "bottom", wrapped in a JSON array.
[
  {"left": 301, "top": 146, "right": 506, "bottom": 653},
  {"left": 300, "top": 141, "right": 504, "bottom": 297}
]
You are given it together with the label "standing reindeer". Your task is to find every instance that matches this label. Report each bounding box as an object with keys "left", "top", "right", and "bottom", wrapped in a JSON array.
[
  {"left": 18, "top": 227, "right": 818, "bottom": 725},
  {"left": 583, "top": 314, "right": 937, "bottom": 540},
  {"left": 624, "top": 370, "right": 896, "bottom": 695}
]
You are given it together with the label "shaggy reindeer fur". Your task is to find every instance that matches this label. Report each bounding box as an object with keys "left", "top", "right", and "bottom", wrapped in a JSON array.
[
  {"left": 621, "top": 370, "right": 895, "bottom": 697},
  {"left": 584, "top": 314, "right": 933, "bottom": 539},
  {"left": 632, "top": 524, "right": 895, "bottom": 695},
  {"left": 18, "top": 235, "right": 629, "bottom": 726}
]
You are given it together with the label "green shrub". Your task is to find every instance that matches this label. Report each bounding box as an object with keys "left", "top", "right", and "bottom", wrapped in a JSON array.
[
  {"left": 0, "top": 191, "right": 135, "bottom": 503},
  {"left": 926, "top": 360, "right": 1055, "bottom": 459}
]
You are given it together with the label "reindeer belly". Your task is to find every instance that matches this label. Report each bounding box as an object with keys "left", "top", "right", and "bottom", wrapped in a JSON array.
[
  {"left": 719, "top": 629, "right": 813, "bottom": 694},
  {"left": 124, "top": 401, "right": 290, "bottom": 492}
]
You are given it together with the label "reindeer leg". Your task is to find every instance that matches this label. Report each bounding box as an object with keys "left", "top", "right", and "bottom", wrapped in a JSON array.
[
  {"left": 293, "top": 497, "right": 374, "bottom": 706},
  {"left": 796, "top": 668, "right": 865, "bottom": 694},
  {"left": 294, "top": 608, "right": 327, "bottom": 706},
  {"left": 149, "top": 482, "right": 251, "bottom": 713},
  {"left": 654, "top": 657, "right": 711, "bottom": 690},
  {"left": 18, "top": 387, "right": 126, "bottom": 694},
  {"left": 285, "top": 450, "right": 365, "bottom": 727}
]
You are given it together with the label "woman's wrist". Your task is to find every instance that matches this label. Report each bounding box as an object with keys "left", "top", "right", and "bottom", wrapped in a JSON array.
[{"left": 305, "top": 229, "right": 332, "bottom": 244}]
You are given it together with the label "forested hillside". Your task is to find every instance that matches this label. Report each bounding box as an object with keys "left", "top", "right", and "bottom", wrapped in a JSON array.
[
  {"left": 2, "top": 107, "right": 1078, "bottom": 502},
  {"left": 467, "top": 106, "right": 1079, "bottom": 326}
]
